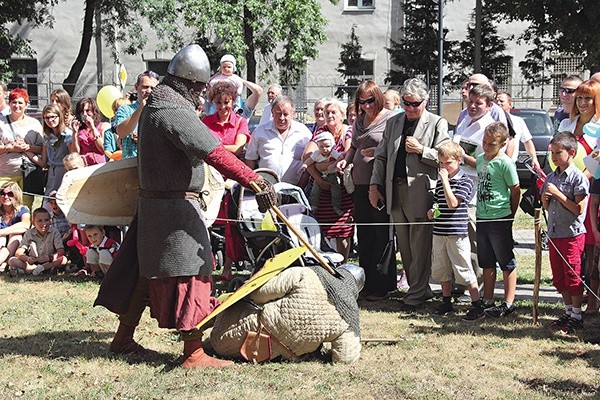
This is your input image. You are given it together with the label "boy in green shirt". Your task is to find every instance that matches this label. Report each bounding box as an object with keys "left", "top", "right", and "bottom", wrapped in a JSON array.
[{"left": 476, "top": 122, "right": 521, "bottom": 317}]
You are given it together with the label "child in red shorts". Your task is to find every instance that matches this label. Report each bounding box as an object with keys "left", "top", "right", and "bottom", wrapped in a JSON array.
[{"left": 542, "top": 132, "right": 589, "bottom": 334}]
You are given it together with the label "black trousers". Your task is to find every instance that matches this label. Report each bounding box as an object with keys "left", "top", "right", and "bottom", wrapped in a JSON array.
[{"left": 353, "top": 185, "right": 396, "bottom": 295}]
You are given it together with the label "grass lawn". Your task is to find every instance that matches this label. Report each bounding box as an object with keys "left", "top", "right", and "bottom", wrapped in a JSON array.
[
  {"left": 2, "top": 197, "right": 594, "bottom": 399},
  {"left": 1, "top": 255, "right": 599, "bottom": 400}
]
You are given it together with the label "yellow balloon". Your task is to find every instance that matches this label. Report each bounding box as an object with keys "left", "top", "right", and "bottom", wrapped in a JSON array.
[
  {"left": 548, "top": 142, "right": 587, "bottom": 172},
  {"left": 96, "top": 85, "right": 122, "bottom": 119}
]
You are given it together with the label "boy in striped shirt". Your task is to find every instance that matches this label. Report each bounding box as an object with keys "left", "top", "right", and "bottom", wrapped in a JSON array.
[{"left": 428, "top": 141, "right": 484, "bottom": 320}]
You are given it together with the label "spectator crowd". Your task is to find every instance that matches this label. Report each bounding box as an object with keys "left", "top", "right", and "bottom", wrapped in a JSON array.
[{"left": 1, "top": 57, "right": 600, "bottom": 339}]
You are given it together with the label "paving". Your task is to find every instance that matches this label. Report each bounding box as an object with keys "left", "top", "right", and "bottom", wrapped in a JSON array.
[{"left": 513, "top": 229, "right": 541, "bottom": 256}]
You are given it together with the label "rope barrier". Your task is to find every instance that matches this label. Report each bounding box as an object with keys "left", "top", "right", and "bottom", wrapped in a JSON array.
[
  {"left": 29, "top": 191, "right": 600, "bottom": 303},
  {"left": 212, "top": 215, "right": 524, "bottom": 227},
  {"left": 544, "top": 226, "right": 600, "bottom": 304}
]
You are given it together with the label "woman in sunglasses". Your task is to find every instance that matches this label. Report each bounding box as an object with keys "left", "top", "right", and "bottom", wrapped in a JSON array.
[
  {"left": 558, "top": 79, "right": 600, "bottom": 314},
  {"left": 0, "top": 182, "right": 30, "bottom": 272},
  {"left": 557, "top": 79, "right": 600, "bottom": 153},
  {"left": 337, "top": 81, "right": 396, "bottom": 300},
  {"left": 36, "top": 104, "right": 74, "bottom": 196},
  {"left": 369, "top": 78, "right": 450, "bottom": 311}
]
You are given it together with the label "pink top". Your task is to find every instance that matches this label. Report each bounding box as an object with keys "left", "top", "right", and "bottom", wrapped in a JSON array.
[
  {"left": 77, "top": 123, "right": 106, "bottom": 166},
  {"left": 202, "top": 112, "right": 250, "bottom": 146}
]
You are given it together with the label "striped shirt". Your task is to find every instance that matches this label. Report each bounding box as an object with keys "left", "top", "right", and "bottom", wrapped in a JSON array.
[{"left": 433, "top": 169, "right": 473, "bottom": 236}]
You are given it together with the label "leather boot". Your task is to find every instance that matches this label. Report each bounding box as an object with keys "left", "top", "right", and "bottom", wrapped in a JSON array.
[
  {"left": 181, "top": 340, "right": 233, "bottom": 369},
  {"left": 109, "top": 323, "right": 147, "bottom": 354}
]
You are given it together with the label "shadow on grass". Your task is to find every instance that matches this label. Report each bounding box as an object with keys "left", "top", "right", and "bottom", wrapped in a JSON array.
[
  {"left": 518, "top": 377, "right": 599, "bottom": 399},
  {"left": 358, "top": 297, "right": 594, "bottom": 343},
  {"left": 541, "top": 348, "right": 600, "bottom": 369},
  {"left": 0, "top": 330, "right": 175, "bottom": 368},
  {"left": 2, "top": 274, "right": 103, "bottom": 284}
]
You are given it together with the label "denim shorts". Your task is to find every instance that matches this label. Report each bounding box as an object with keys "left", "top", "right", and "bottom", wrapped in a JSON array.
[{"left": 476, "top": 217, "right": 516, "bottom": 271}]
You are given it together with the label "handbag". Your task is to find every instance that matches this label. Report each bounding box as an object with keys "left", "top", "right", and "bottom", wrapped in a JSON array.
[
  {"left": 20, "top": 156, "right": 45, "bottom": 195},
  {"left": 376, "top": 225, "right": 396, "bottom": 275},
  {"left": 343, "top": 163, "right": 355, "bottom": 194}
]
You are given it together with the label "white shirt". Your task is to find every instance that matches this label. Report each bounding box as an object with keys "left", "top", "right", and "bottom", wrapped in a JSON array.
[
  {"left": 456, "top": 103, "right": 508, "bottom": 127},
  {"left": 259, "top": 103, "right": 273, "bottom": 126},
  {"left": 452, "top": 112, "right": 496, "bottom": 183},
  {"left": 508, "top": 114, "right": 533, "bottom": 162},
  {"left": 245, "top": 120, "right": 312, "bottom": 185},
  {"left": 558, "top": 115, "right": 598, "bottom": 150}
]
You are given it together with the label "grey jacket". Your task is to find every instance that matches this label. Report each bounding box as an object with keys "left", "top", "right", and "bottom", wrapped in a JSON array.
[{"left": 370, "top": 110, "right": 450, "bottom": 217}]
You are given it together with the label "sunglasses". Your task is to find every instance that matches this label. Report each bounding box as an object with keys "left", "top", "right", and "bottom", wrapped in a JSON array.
[
  {"left": 357, "top": 97, "right": 376, "bottom": 105},
  {"left": 402, "top": 98, "right": 425, "bottom": 108},
  {"left": 560, "top": 87, "right": 577, "bottom": 94},
  {"left": 43, "top": 115, "right": 58, "bottom": 121},
  {"left": 1, "top": 191, "right": 14, "bottom": 198}
]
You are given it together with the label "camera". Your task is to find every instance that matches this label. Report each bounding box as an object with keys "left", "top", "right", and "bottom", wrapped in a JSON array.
[
  {"left": 129, "top": 92, "right": 138, "bottom": 102},
  {"left": 76, "top": 114, "right": 86, "bottom": 124}
]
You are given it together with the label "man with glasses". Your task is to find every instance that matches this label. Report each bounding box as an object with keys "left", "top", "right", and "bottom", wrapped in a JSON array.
[
  {"left": 115, "top": 71, "right": 160, "bottom": 159},
  {"left": 554, "top": 75, "right": 582, "bottom": 132},
  {"left": 370, "top": 78, "right": 450, "bottom": 311}
]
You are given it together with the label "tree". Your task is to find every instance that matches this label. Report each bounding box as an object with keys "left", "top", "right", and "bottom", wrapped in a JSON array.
[
  {"left": 386, "top": 0, "right": 456, "bottom": 88},
  {"left": 63, "top": 0, "right": 149, "bottom": 95},
  {"left": 0, "top": 1, "right": 56, "bottom": 80},
  {"left": 145, "top": 0, "right": 336, "bottom": 86},
  {"left": 446, "top": 5, "right": 511, "bottom": 86},
  {"left": 335, "top": 25, "right": 363, "bottom": 99},
  {"left": 487, "top": 0, "right": 600, "bottom": 85}
]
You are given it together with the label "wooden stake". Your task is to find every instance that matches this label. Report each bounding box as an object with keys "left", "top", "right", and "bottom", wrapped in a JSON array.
[{"left": 533, "top": 208, "right": 542, "bottom": 324}]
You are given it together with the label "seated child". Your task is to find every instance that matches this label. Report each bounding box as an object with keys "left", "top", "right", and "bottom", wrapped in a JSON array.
[
  {"left": 205, "top": 54, "right": 244, "bottom": 115},
  {"left": 61, "top": 153, "right": 90, "bottom": 273},
  {"left": 83, "top": 225, "right": 119, "bottom": 277},
  {"left": 48, "top": 191, "right": 70, "bottom": 238},
  {"left": 47, "top": 191, "right": 85, "bottom": 271},
  {"left": 427, "top": 142, "right": 483, "bottom": 319},
  {"left": 8, "top": 208, "right": 67, "bottom": 276},
  {"left": 300, "top": 131, "right": 345, "bottom": 214}
]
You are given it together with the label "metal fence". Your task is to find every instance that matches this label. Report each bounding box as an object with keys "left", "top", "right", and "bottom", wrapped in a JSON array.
[{"left": 8, "top": 73, "right": 562, "bottom": 123}]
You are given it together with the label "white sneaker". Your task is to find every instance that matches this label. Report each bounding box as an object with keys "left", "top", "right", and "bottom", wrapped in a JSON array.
[{"left": 32, "top": 264, "right": 45, "bottom": 276}]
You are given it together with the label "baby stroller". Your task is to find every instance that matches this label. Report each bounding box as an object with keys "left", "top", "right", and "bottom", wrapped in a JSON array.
[{"left": 221, "top": 168, "right": 345, "bottom": 291}]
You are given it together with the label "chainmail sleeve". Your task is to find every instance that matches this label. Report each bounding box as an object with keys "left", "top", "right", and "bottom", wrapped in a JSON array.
[{"left": 204, "top": 145, "right": 260, "bottom": 188}]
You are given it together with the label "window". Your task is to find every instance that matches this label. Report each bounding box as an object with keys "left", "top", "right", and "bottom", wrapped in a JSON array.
[
  {"left": 552, "top": 54, "right": 585, "bottom": 105},
  {"left": 146, "top": 60, "right": 169, "bottom": 77},
  {"left": 345, "top": 0, "right": 375, "bottom": 11},
  {"left": 8, "top": 58, "right": 39, "bottom": 107},
  {"left": 357, "top": 59, "right": 375, "bottom": 81}
]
